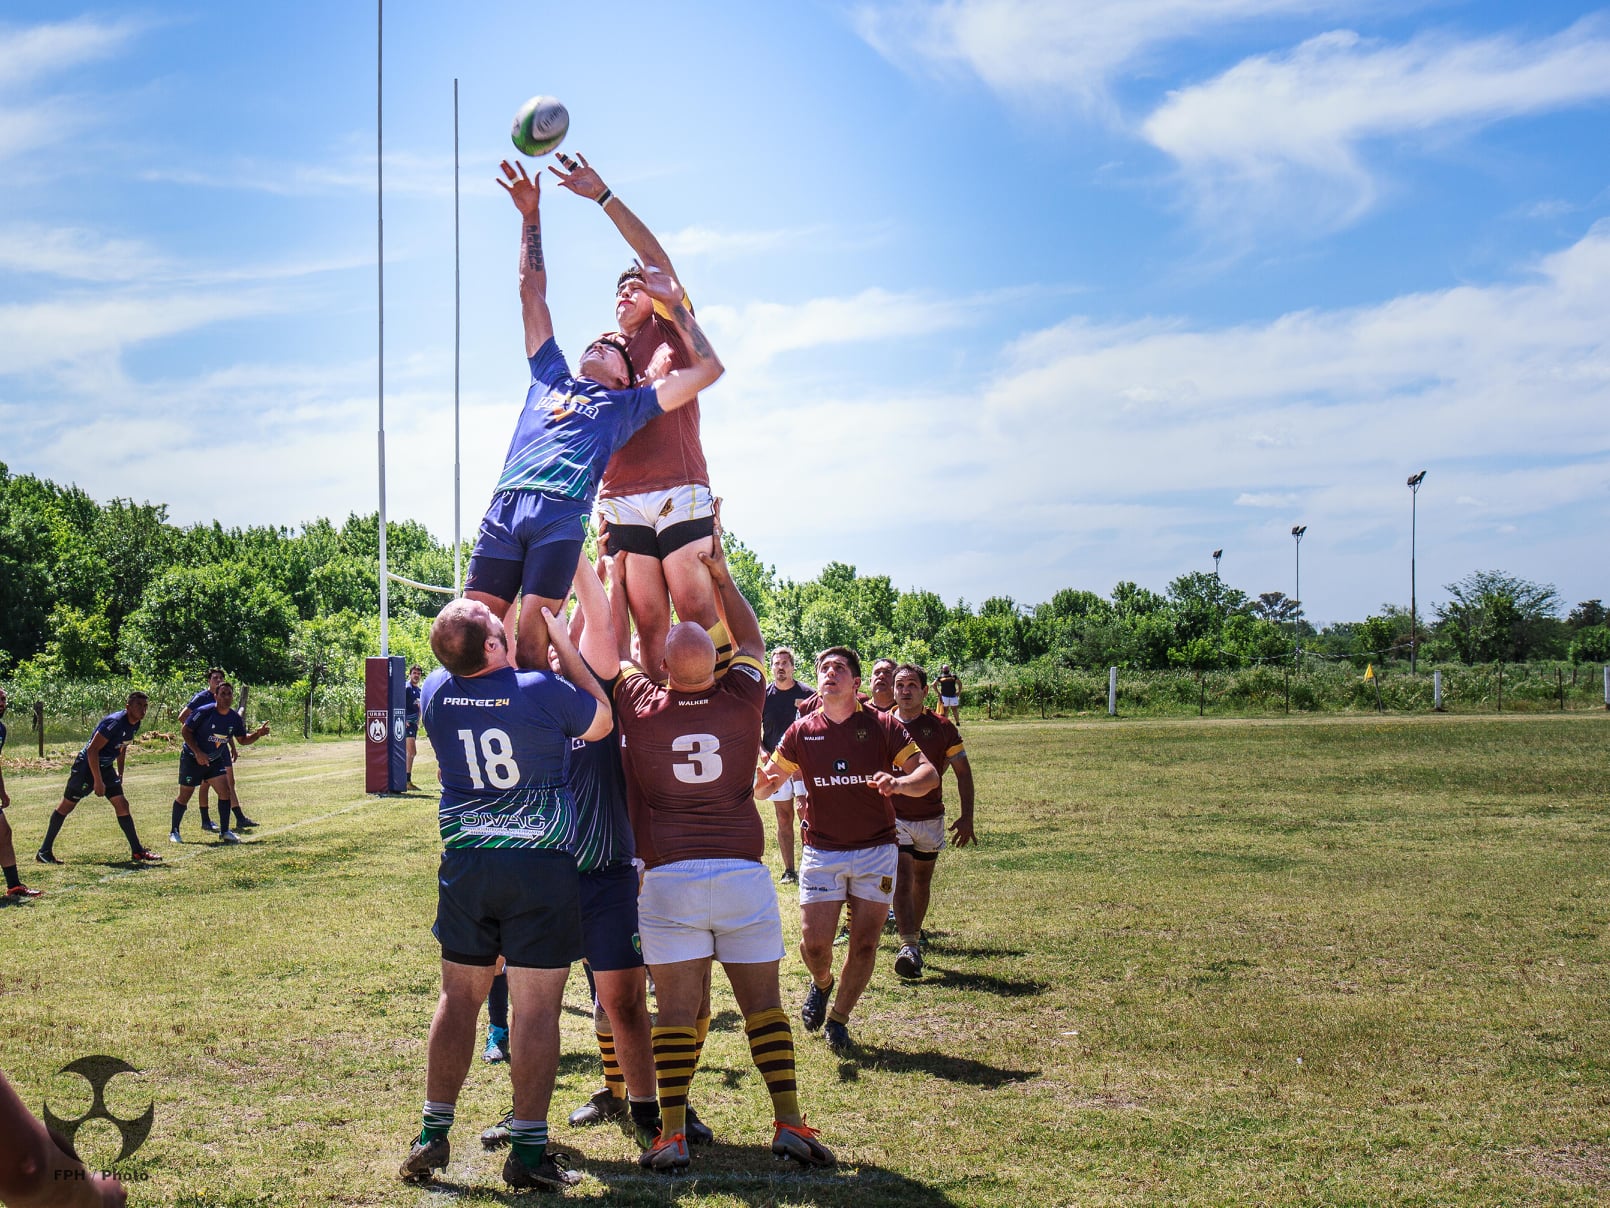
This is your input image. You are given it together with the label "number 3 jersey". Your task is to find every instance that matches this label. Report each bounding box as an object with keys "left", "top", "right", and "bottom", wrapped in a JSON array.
[
  {"left": 420, "top": 665, "right": 599, "bottom": 852},
  {"left": 613, "top": 654, "right": 767, "bottom": 870}
]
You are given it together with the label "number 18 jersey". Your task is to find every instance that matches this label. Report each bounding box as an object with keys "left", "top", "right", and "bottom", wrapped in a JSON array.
[
  {"left": 613, "top": 655, "right": 766, "bottom": 870},
  {"left": 421, "top": 665, "right": 598, "bottom": 852}
]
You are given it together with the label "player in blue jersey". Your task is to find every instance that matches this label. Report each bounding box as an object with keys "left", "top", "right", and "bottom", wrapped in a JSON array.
[
  {"left": 399, "top": 594, "right": 611, "bottom": 1193},
  {"left": 464, "top": 159, "right": 724, "bottom": 675},
  {"left": 36, "top": 692, "right": 161, "bottom": 866},
  {"left": 405, "top": 664, "right": 424, "bottom": 791},
  {"left": 0, "top": 686, "right": 44, "bottom": 899},
  {"left": 172, "top": 683, "right": 270, "bottom": 845},
  {"left": 177, "top": 668, "right": 225, "bottom": 832}
]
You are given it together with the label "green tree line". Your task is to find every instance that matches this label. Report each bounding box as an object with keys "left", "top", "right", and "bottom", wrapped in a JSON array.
[{"left": 2, "top": 463, "right": 1606, "bottom": 692}]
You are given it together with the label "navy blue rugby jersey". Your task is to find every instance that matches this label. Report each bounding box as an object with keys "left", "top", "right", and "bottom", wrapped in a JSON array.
[
  {"left": 78, "top": 710, "right": 140, "bottom": 767},
  {"left": 421, "top": 664, "right": 598, "bottom": 852},
  {"left": 493, "top": 338, "right": 662, "bottom": 499},
  {"left": 185, "top": 703, "right": 248, "bottom": 766}
]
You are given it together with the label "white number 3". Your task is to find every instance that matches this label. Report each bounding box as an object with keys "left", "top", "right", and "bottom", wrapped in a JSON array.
[{"left": 672, "top": 733, "right": 723, "bottom": 784}]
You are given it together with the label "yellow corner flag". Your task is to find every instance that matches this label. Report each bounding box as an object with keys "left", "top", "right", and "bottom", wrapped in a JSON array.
[{"left": 1364, "top": 663, "right": 1376, "bottom": 680}]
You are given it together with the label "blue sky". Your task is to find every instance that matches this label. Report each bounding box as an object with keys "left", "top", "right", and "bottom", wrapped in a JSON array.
[{"left": 2, "top": 1, "right": 1607, "bottom": 624}]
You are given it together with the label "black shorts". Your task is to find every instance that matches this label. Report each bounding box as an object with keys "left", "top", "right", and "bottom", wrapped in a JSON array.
[
  {"left": 64, "top": 761, "right": 123, "bottom": 803},
  {"left": 405, "top": 720, "right": 419, "bottom": 739},
  {"left": 579, "top": 862, "right": 644, "bottom": 972},
  {"left": 601, "top": 515, "right": 716, "bottom": 560},
  {"left": 178, "top": 752, "right": 229, "bottom": 788},
  {"left": 433, "top": 847, "right": 582, "bottom": 969}
]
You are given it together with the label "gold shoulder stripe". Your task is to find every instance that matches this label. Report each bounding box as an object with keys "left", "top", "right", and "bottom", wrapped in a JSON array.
[
  {"left": 894, "top": 741, "right": 919, "bottom": 767},
  {"left": 771, "top": 752, "right": 800, "bottom": 776},
  {"left": 945, "top": 742, "right": 965, "bottom": 758}
]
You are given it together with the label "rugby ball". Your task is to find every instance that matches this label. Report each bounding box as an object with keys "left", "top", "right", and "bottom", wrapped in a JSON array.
[{"left": 511, "top": 95, "right": 569, "bottom": 157}]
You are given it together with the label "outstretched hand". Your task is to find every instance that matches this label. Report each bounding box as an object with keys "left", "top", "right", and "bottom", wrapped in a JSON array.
[
  {"left": 637, "top": 261, "right": 684, "bottom": 306},
  {"left": 496, "top": 159, "right": 541, "bottom": 216},
  {"left": 549, "top": 151, "right": 608, "bottom": 201}
]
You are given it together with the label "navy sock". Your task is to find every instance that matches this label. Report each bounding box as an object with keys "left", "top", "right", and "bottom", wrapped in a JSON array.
[
  {"left": 41, "top": 810, "right": 66, "bottom": 852},
  {"left": 171, "top": 800, "right": 185, "bottom": 832},
  {"left": 217, "top": 800, "right": 232, "bottom": 832},
  {"left": 488, "top": 972, "right": 509, "bottom": 1030},
  {"left": 3, "top": 864, "right": 20, "bottom": 890},
  {"left": 115, "top": 812, "right": 142, "bottom": 854}
]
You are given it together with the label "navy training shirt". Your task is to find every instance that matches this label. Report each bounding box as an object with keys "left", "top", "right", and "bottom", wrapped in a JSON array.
[
  {"left": 78, "top": 710, "right": 140, "bottom": 767},
  {"left": 421, "top": 664, "right": 599, "bottom": 852},
  {"left": 185, "top": 703, "right": 248, "bottom": 768}
]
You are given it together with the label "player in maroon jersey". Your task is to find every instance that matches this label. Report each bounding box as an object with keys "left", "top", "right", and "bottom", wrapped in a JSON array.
[
  {"left": 867, "top": 658, "right": 897, "bottom": 712},
  {"left": 889, "top": 664, "right": 975, "bottom": 979},
  {"left": 760, "top": 648, "right": 938, "bottom": 1054},
  {"left": 614, "top": 537, "right": 834, "bottom": 1173}
]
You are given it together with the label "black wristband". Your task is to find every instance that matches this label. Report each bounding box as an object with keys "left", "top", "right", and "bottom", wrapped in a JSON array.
[{"left": 597, "top": 188, "right": 614, "bottom": 207}]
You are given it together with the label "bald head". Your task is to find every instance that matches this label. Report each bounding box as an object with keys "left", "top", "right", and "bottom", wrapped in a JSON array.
[{"left": 663, "top": 622, "right": 716, "bottom": 690}]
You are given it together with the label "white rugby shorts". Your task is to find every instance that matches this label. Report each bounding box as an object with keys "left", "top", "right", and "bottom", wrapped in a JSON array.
[
  {"left": 637, "top": 858, "right": 784, "bottom": 965},
  {"left": 799, "top": 843, "right": 899, "bottom": 905},
  {"left": 896, "top": 815, "right": 946, "bottom": 855},
  {"left": 597, "top": 484, "right": 715, "bottom": 535}
]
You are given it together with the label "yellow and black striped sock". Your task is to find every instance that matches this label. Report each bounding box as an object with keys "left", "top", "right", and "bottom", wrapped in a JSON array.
[
  {"left": 596, "top": 1023, "right": 625, "bottom": 1101},
  {"left": 692, "top": 1014, "right": 711, "bottom": 1067},
  {"left": 707, "top": 620, "right": 733, "bottom": 677},
  {"left": 744, "top": 1008, "right": 800, "bottom": 1125},
  {"left": 651, "top": 1025, "right": 698, "bottom": 1137}
]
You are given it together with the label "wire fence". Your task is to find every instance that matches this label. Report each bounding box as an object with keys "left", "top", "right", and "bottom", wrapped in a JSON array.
[{"left": 965, "top": 661, "right": 1610, "bottom": 720}]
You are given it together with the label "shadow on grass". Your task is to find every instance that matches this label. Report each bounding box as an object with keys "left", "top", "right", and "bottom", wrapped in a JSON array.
[
  {"left": 848, "top": 1043, "right": 1039, "bottom": 1089},
  {"left": 416, "top": 1142, "right": 959, "bottom": 1206},
  {"left": 920, "top": 965, "right": 1046, "bottom": 998}
]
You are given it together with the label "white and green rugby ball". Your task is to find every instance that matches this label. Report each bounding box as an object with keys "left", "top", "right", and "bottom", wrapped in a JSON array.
[{"left": 511, "top": 95, "right": 569, "bottom": 157}]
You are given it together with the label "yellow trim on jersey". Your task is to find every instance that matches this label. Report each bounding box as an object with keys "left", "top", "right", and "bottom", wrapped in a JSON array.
[
  {"left": 650, "top": 291, "right": 694, "bottom": 321},
  {"left": 770, "top": 751, "right": 801, "bottom": 777},
  {"left": 893, "top": 741, "right": 920, "bottom": 767},
  {"left": 945, "top": 742, "right": 966, "bottom": 759},
  {"left": 615, "top": 663, "right": 647, "bottom": 697}
]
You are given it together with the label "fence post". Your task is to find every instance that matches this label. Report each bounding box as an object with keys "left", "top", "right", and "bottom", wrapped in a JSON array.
[
  {"left": 1603, "top": 665, "right": 1608, "bottom": 711},
  {"left": 1283, "top": 667, "right": 1290, "bottom": 714},
  {"left": 1558, "top": 667, "right": 1564, "bottom": 711},
  {"left": 1496, "top": 663, "right": 1503, "bottom": 712},
  {"left": 1107, "top": 667, "right": 1117, "bottom": 717},
  {"left": 1198, "top": 672, "right": 1205, "bottom": 717},
  {"left": 240, "top": 684, "right": 250, "bottom": 721},
  {"left": 1433, "top": 670, "right": 1443, "bottom": 711},
  {"left": 33, "top": 700, "right": 44, "bottom": 757}
]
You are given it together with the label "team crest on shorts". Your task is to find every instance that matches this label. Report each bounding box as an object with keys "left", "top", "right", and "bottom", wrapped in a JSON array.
[
  {"left": 879, "top": 876, "right": 893, "bottom": 894},
  {"left": 632, "top": 933, "right": 642, "bottom": 954}
]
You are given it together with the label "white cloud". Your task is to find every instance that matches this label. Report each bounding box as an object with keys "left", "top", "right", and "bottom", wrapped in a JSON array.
[
  {"left": 0, "top": 15, "right": 143, "bottom": 92},
  {"left": 1236, "top": 492, "right": 1299, "bottom": 508},
  {"left": 0, "top": 225, "right": 170, "bottom": 282},
  {"left": 662, "top": 224, "right": 829, "bottom": 259},
  {"left": 138, "top": 149, "right": 460, "bottom": 198},
  {"left": 851, "top": 0, "right": 1347, "bottom": 109},
  {"left": 1144, "top": 19, "right": 1610, "bottom": 233}
]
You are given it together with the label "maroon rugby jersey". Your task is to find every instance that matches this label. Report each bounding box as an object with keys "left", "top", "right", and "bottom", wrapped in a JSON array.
[
  {"left": 795, "top": 690, "right": 870, "bottom": 714},
  {"left": 772, "top": 702, "right": 918, "bottom": 851},
  {"left": 601, "top": 306, "right": 710, "bottom": 497},
  {"left": 614, "top": 654, "right": 766, "bottom": 869},
  {"left": 889, "top": 710, "right": 964, "bottom": 822}
]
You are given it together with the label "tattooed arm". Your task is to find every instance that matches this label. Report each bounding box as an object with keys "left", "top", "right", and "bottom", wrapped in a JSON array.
[
  {"left": 548, "top": 152, "right": 678, "bottom": 278},
  {"left": 496, "top": 159, "right": 554, "bottom": 356},
  {"left": 637, "top": 266, "right": 723, "bottom": 413}
]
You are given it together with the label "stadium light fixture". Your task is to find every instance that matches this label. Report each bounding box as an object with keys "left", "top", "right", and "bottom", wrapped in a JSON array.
[
  {"left": 1291, "top": 525, "right": 1307, "bottom": 663},
  {"left": 1212, "top": 549, "right": 1223, "bottom": 579}
]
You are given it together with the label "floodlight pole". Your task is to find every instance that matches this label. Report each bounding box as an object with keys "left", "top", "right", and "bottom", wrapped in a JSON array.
[
  {"left": 1408, "top": 471, "right": 1426, "bottom": 674},
  {"left": 375, "top": 0, "right": 389, "bottom": 655},
  {"left": 1291, "top": 525, "right": 1306, "bottom": 664},
  {"left": 1212, "top": 548, "right": 1223, "bottom": 580},
  {"left": 453, "top": 78, "right": 463, "bottom": 596}
]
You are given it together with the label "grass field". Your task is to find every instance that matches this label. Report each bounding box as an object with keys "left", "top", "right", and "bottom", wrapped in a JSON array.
[{"left": 3, "top": 713, "right": 1609, "bottom": 1206}]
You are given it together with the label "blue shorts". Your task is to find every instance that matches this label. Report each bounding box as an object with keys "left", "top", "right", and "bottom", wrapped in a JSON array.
[
  {"left": 405, "top": 720, "right": 419, "bottom": 738},
  {"left": 467, "top": 490, "right": 587, "bottom": 603},
  {"left": 433, "top": 847, "right": 582, "bottom": 969},
  {"left": 579, "top": 862, "right": 643, "bottom": 972}
]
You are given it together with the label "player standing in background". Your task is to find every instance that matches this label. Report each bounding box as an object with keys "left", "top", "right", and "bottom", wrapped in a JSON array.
[
  {"left": 935, "top": 664, "right": 962, "bottom": 724},
  {"left": 463, "top": 160, "right": 722, "bottom": 673},
  {"left": 177, "top": 668, "right": 225, "bottom": 832},
  {"left": 758, "top": 649, "right": 813, "bottom": 885},
  {"left": 0, "top": 687, "right": 43, "bottom": 899},
  {"left": 36, "top": 693, "right": 161, "bottom": 866},
  {"left": 889, "top": 664, "right": 975, "bottom": 979},
  {"left": 405, "top": 664, "right": 424, "bottom": 791},
  {"left": 549, "top": 152, "right": 731, "bottom": 682},
  {"left": 615, "top": 538, "right": 835, "bottom": 1172},
  {"left": 867, "top": 659, "right": 897, "bottom": 712},
  {"left": 399, "top": 596, "right": 610, "bottom": 1192},
  {"left": 760, "top": 650, "right": 937, "bottom": 1053},
  {"left": 174, "top": 683, "right": 270, "bottom": 845}
]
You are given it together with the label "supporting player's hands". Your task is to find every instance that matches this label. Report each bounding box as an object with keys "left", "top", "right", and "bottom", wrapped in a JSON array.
[
  {"left": 496, "top": 159, "right": 542, "bottom": 216},
  {"left": 549, "top": 151, "right": 608, "bottom": 201},
  {"left": 698, "top": 542, "right": 733, "bottom": 591},
  {"left": 637, "top": 261, "right": 684, "bottom": 307},
  {"left": 948, "top": 813, "right": 977, "bottom": 847}
]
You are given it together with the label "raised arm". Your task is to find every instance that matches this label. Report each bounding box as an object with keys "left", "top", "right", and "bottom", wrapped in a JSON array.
[
  {"left": 639, "top": 266, "right": 722, "bottom": 412},
  {"left": 550, "top": 153, "right": 678, "bottom": 278},
  {"left": 698, "top": 534, "right": 763, "bottom": 664},
  {"left": 497, "top": 160, "right": 554, "bottom": 357},
  {"left": 572, "top": 549, "right": 618, "bottom": 678},
  {"left": 541, "top": 606, "right": 613, "bottom": 743}
]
